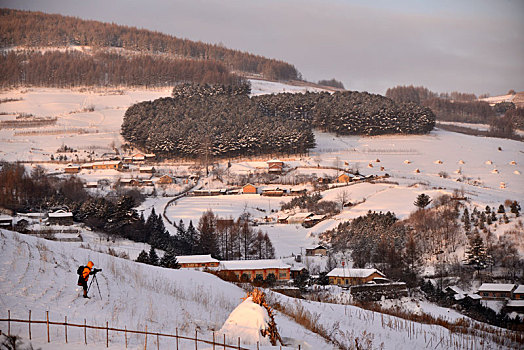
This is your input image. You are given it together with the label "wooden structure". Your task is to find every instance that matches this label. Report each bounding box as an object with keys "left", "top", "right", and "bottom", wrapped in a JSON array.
[
  {"left": 0, "top": 215, "right": 13, "bottom": 229},
  {"left": 337, "top": 173, "right": 353, "bottom": 183},
  {"left": 139, "top": 166, "right": 155, "bottom": 174},
  {"left": 242, "top": 184, "right": 257, "bottom": 194},
  {"left": 156, "top": 175, "right": 174, "bottom": 185},
  {"left": 267, "top": 159, "right": 284, "bottom": 174},
  {"left": 477, "top": 283, "right": 516, "bottom": 300},
  {"left": 218, "top": 259, "right": 290, "bottom": 281},
  {"left": 92, "top": 161, "right": 122, "bottom": 170},
  {"left": 176, "top": 255, "right": 220, "bottom": 269},
  {"left": 287, "top": 212, "right": 313, "bottom": 224},
  {"left": 64, "top": 164, "right": 81, "bottom": 174},
  {"left": 261, "top": 188, "right": 286, "bottom": 197},
  {"left": 305, "top": 245, "right": 328, "bottom": 256},
  {"left": 513, "top": 285, "right": 524, "bottom": 300},
  {"left": 327, "top": 268, "right": 385, "bottom": 286},
  {"left": 47, "top": 210, "right": 73, "bottom": 226},
  {"left": 302, "top": 215, "right": 326, "bottom": 228}
]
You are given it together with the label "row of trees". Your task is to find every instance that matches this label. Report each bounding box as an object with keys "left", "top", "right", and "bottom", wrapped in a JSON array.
[
  {"left": 0, "top": 50, "right": 245, "bottom": 88},
  {"left": 0, "top": 9, "right": 300, "bottom": 81},
  {"left": 122, "top": 84, "right": 435, "bottom": 159}
]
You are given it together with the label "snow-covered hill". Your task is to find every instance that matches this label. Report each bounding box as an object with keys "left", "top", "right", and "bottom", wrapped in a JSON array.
[{"left": 1, "top": 229, "right": 518, "bottom": 349}]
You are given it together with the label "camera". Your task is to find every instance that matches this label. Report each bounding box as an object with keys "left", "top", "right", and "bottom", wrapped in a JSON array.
[{"left": 92, "top": 268, "right": 102, "bottom": 274}]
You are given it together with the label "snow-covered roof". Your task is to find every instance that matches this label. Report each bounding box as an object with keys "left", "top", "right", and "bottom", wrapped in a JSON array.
[
  {"left": 513, "top": 285, "right": 524, "bottom": 294},
  {"left": 445, "top": 286, "right": 465, "bottom": 295},
  {"left": 65, "top": 164, "right": 80, "bottom": 168},
  {"left": 176, "top": 255, "right": 219, "bottom": 264},
  {"left": 289, "top": 212, "right": 313, "bottom": 219},
  {"left": 0, "top": 215, "right": 13, "bottom": 221},
  {"left": 219, "top": 259, "right": 290, "bottom": 271},
  {"left": 477, "top": 283, "right": 516, "bottom": 292},
  {"left": 507, "top": 300, "right": 524, "bottom": 307},
  {"left": 327, "top": 268, "right": 385, "bottom": 278},
  {"left": 267, "top": 159, "right": 283, "bottom": 163},
  {"left": 48, "top": 210, "right": 73, "bottom": 218},
  {"left": 467, "top": 293, "right": 482, "bottom": 300},
  {"left": 139, "top": 166, "right": 154, "bottom": 171},
  {"left": 93, "top": 161, "right": 121, "bottom": 166},
  {"left": 306, "top": 215, "right": 326, "bottom": 221}
]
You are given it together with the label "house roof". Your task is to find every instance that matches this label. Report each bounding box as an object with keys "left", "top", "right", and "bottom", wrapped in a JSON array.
[
  {"left": 48, "top": 210, "right": 73, "bottom": 218},
  {"left": 289, "top": 212, "right": 313, "bottom": 219},
  {"left": 139, "top": 166, "right": 154, "bottom": 171},
  {"left": 305, "top": 215, "right": 326, "bottom": 221},
  {"left": 327, "top": 268, "right": 385, "bottom": 278},
  {"left": 92, "top": 161, "right": 121, "bottom": 166},
  {"left": 218, "top": 259, "right": 290, "bottom": 271},
  {"left": 513, "top": 285, "right": 524, "bottom": 294},
  {"left": 176, "top": 255, "right": 219, "bottom": 264},
  {"left": 477, "top": 283, "right": 516, "bottom": 292},
  {"left": 445, "top": 286, "right": 465, "bottom": 295},
  {"left": 507, "top": 300, "right": 524, "bottom": 307},
  {"left": 466, "top": 293, "right": 482, "bottom": 300},
  {"left": 267, "top": 159, "right": 283, "bottom": 163},
  {"left": 307, "top": 245, "right": 327, "bottom": 250}
]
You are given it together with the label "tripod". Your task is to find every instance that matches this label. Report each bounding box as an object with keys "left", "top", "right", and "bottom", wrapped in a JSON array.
[{"left": 87, "top": 273, "right": 102, "bottom": 300}]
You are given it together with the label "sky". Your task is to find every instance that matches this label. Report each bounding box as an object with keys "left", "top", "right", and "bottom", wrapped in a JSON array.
[{"left": 1, "top": 0, "right": 523, "bottom": 96}]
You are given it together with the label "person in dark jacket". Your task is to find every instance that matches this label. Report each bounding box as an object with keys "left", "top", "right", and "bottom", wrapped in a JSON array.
[{"left": 77, "top": 261, "right": 100, "bottom": 298}]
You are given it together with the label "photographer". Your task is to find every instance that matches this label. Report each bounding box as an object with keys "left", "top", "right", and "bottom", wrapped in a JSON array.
[{"left": 77, "top": 261, "right": 102, "bottom": 298}]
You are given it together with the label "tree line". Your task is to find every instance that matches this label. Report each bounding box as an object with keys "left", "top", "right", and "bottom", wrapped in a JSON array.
[
  {"left": 0, "top": 50, "right": 245, "bottom": 88},
  {"left": 122, "top": 84, "right": 435, "bottom": 159},
  {"left": 0, "top": 8, "right": 300, "bottom": 81}
]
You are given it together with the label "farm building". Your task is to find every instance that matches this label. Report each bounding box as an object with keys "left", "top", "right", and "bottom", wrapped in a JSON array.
[
  {"left": 156, "top": 175, "right": 174, "bottom": 185},
  {"left": 47, "top": 210, "right": 73, "bottom": 226},
  {"left": 84, "top": 182, "right": 98, "bottom": 188},
  {"left": 92, "top": 161, "right": 122, "bottom": 170},
  {"left": 64, "top": 164, "right": 81, "bottom": 174},
  {"left": 305, "top": 245, "right": 328, "bottom": 257},
  {"left": 277, "top": 215, "right": 289, "bottom": 224},
  {"left": 81, "top": 163, "right": 93, "bottom": 169},
  {"left": 303, "top": 215, "right": 326, "bottom": 228},
  {"left": 327, "top": 268, "right": 385, "bottom": 286},
  {"left": 289, "top": 188, "right": 307, "bottom": 196},
  {"left": 267, "top": 159, "right": 284, "bottom": 173},
  {"left": 139, "top": 166, "right": 155, "bottom": 173},
  {"left": 120, "top": 179, "right": 141, "bottom": 186},
  {"left": 477, "top": 283, "right": 516, "bottom": 300},
  {"left": 242, "top": 184, "right": 258, "bottom": 194},
  {"left": 218, "top": 259, "right": 290, "bottom": 282},
  {"left": 290, "top": 265, "right": 308, "bottom": 280},
  {"left": 261, "top": 188, "right": 286, "bottom": 196},
  {"left": 176, "top": 255, "right": 220, "bottom": 269},
  {"left": 337, "top": 173, "right": 354, "bottom": 183},
  {"left": 287, "top": 212, "right": 313, "bottom": 224},
  {"left": 131, "top": 153, "right": 145, "bottom": 162}
]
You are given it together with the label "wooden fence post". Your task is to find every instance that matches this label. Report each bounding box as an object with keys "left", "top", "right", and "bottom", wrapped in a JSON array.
[
  {"left": 223, "top": 334, "right": 226, "bottom": 350},
  {"left": 84, "top": 318, "right": 87, "bottom": 345},
  {"left": 238, "top": 337, "right": 240, "bottom": 350},
  {"left": 176, "top": 327, "right": 179, "bottom": 350},
  {"left": 195, "top": 329, "right": 198, "bottom": 350},
  {"left": 125, "top": 326, "right": 128, "bottom": 348},
  {"left": 106, "top": 321, "right": 109, "bottom": 348},
  {"left": 7, "top": 310, "right": 10, "bottom": 336},
  {"left": 144, "top": 325, "right": 148, "bottom": 350},
  {"left": 28, "top": 310, "right": 31, "bottom": 340},
  {"left": 46, "top": 311, "right": 50, "bottom": 343},
  {"left": 213, "top": 332, "right": 215, "bottom": 350},
  {"left": 157, "top": 333, "right": 159, "bottom": 350},
  {"left": 65, "top": 316, "right": 68, "bottom": 343}
]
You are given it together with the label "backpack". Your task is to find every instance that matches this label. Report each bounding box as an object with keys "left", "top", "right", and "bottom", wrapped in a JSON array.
[{"left": 77, "top": 265, "right": 85, "bottom": 275}]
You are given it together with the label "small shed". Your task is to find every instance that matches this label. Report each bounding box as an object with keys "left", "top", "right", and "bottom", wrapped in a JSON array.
[
  {"left": 327, "top": 268, "right": 385, "bottom": 286},
  {"left": 305, "top": 245, "right": 328, "bottom": 256},
  {"left": 156, "top": 175, "right": 174, "bottom": 185},
  {"left": 242, "top": 184, "right": 258, "bottom": 194},
  {"left": 303, "top": 215, "right": 326, "bottom": 228},
  {"left": 513, "top": 285, "right": 524, "bottom": 300},
  {"left": 337, "top": 173, "right": 352, "bottom": 183},
  {"left": 139, "top": 166, "right": 155, "bottom": 174},
  {"left": 287, "top": 212, "right": 313, "bottom": 224},
  {"left": 48, "top": 210, "right": 73, "bottom": 226},
  {"left": 64, "top": 164, "right": 81, "bottom": 174}
]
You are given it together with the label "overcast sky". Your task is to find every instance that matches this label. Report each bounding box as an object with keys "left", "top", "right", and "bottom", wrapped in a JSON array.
[{"left": 2, "top": 0, "right": 523, "bottom": 95}]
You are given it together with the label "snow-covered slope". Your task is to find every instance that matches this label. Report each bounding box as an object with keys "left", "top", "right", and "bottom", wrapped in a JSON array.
[{"left": 0, "top": 229, "right": 331, "bottom": 349}]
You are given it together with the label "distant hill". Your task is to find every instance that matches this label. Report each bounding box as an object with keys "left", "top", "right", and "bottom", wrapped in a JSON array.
[{"left": 0, "top": 8, "right": 300, "bottom": 87}]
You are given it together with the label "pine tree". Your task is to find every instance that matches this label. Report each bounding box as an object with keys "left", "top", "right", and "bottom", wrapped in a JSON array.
[
  {"left": 463, "top": 208, "right": 471, "bottom": 233},
  {"left": 510, "top": 201, "right": 521, "bottom": 217},
  {"left": 414, "top": 193, "right": 431, "bottom": 209},
  {"left": 136, "top": 249, "right": 150, "bottom": 264},
  {"left": 464, "top": 234, "right": 491, "bottom": 277},
  {"left": 186, "top": 220, "right": 199, "bottom": 254},
  {"left": 160, "top": 249, "right": 181, "bottom": 269},
  {"left": 148, "top": 247, "right": 159, "bottom": 266}
]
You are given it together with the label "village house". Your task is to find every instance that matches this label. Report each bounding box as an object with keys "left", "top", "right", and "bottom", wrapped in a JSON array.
[
  {"left": 139, "top": 166, "right": 155, "bottom": 174},
  {"left": 242, "top": 184, "right": 258, "bottom": 194},
  {"left": 513, "top": 285, "right": 524, "bottom": 300},
  {"left": 84, "top": 182, "right": 98, "bottom": 189},
  {"left": 302, "top": 215, "right": 326, "bottom": 228},
  {"left": 327, "top": 268, "right": 385, "bottom": 286},
  {"left": 92, "top": 161, "right": 122, "bottom": 170},
  {"left": 477, "top": 283, "right": 516, "bottom": 300},
  {"left": 131, "top": 153, "right": 145, "bottom": 162},
  {"left": 144, "top": 153, "right": 156, "bottom": 161},
  {"left": 47, "top": 210, "right": 73, "bottom": 226},
  {"left": 289, "top": 188, "right": 307, "bottom": 196},
  {"left": 120, "top": 179, "right": 141, "bottom": 187},
  {"left": 267, "top": 159, "right": 284, "bottom": 174},
  {"left": 156, "top": 175, "right": 174, "bottom": 185},
  {"left": 218, "top": 259, "right": 291, "bottom": 282},
  {"left": 305, "top": 245, "right": 328, "bottom": 257},
  {"left": 261, "top": 187, "right": 286, "bottom": 197},
  {"left": 81, "top": 163, "right": 93, "bottom": 170},
  {"left": 337, "top": 173, "right": 353, "bottom": 183},
  {"left": 64, "top": 164, "right": 81, "bottom": 174},
  {"left": 176, "top": 255, "right": 220, "bottom": 269},
  {"left": 277, "top": 215, "right": 289, "bottom": 224},
  {"left": 290, "top": 265, "right": 308, "bottom": 280},
  {"left": 287, "top": 212, "right": 313, "bottom": 224}
]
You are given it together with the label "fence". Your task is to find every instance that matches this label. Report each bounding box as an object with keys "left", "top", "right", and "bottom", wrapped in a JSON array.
[{"left": 1, "top": 310, "right": 280, "bottom": 350}]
